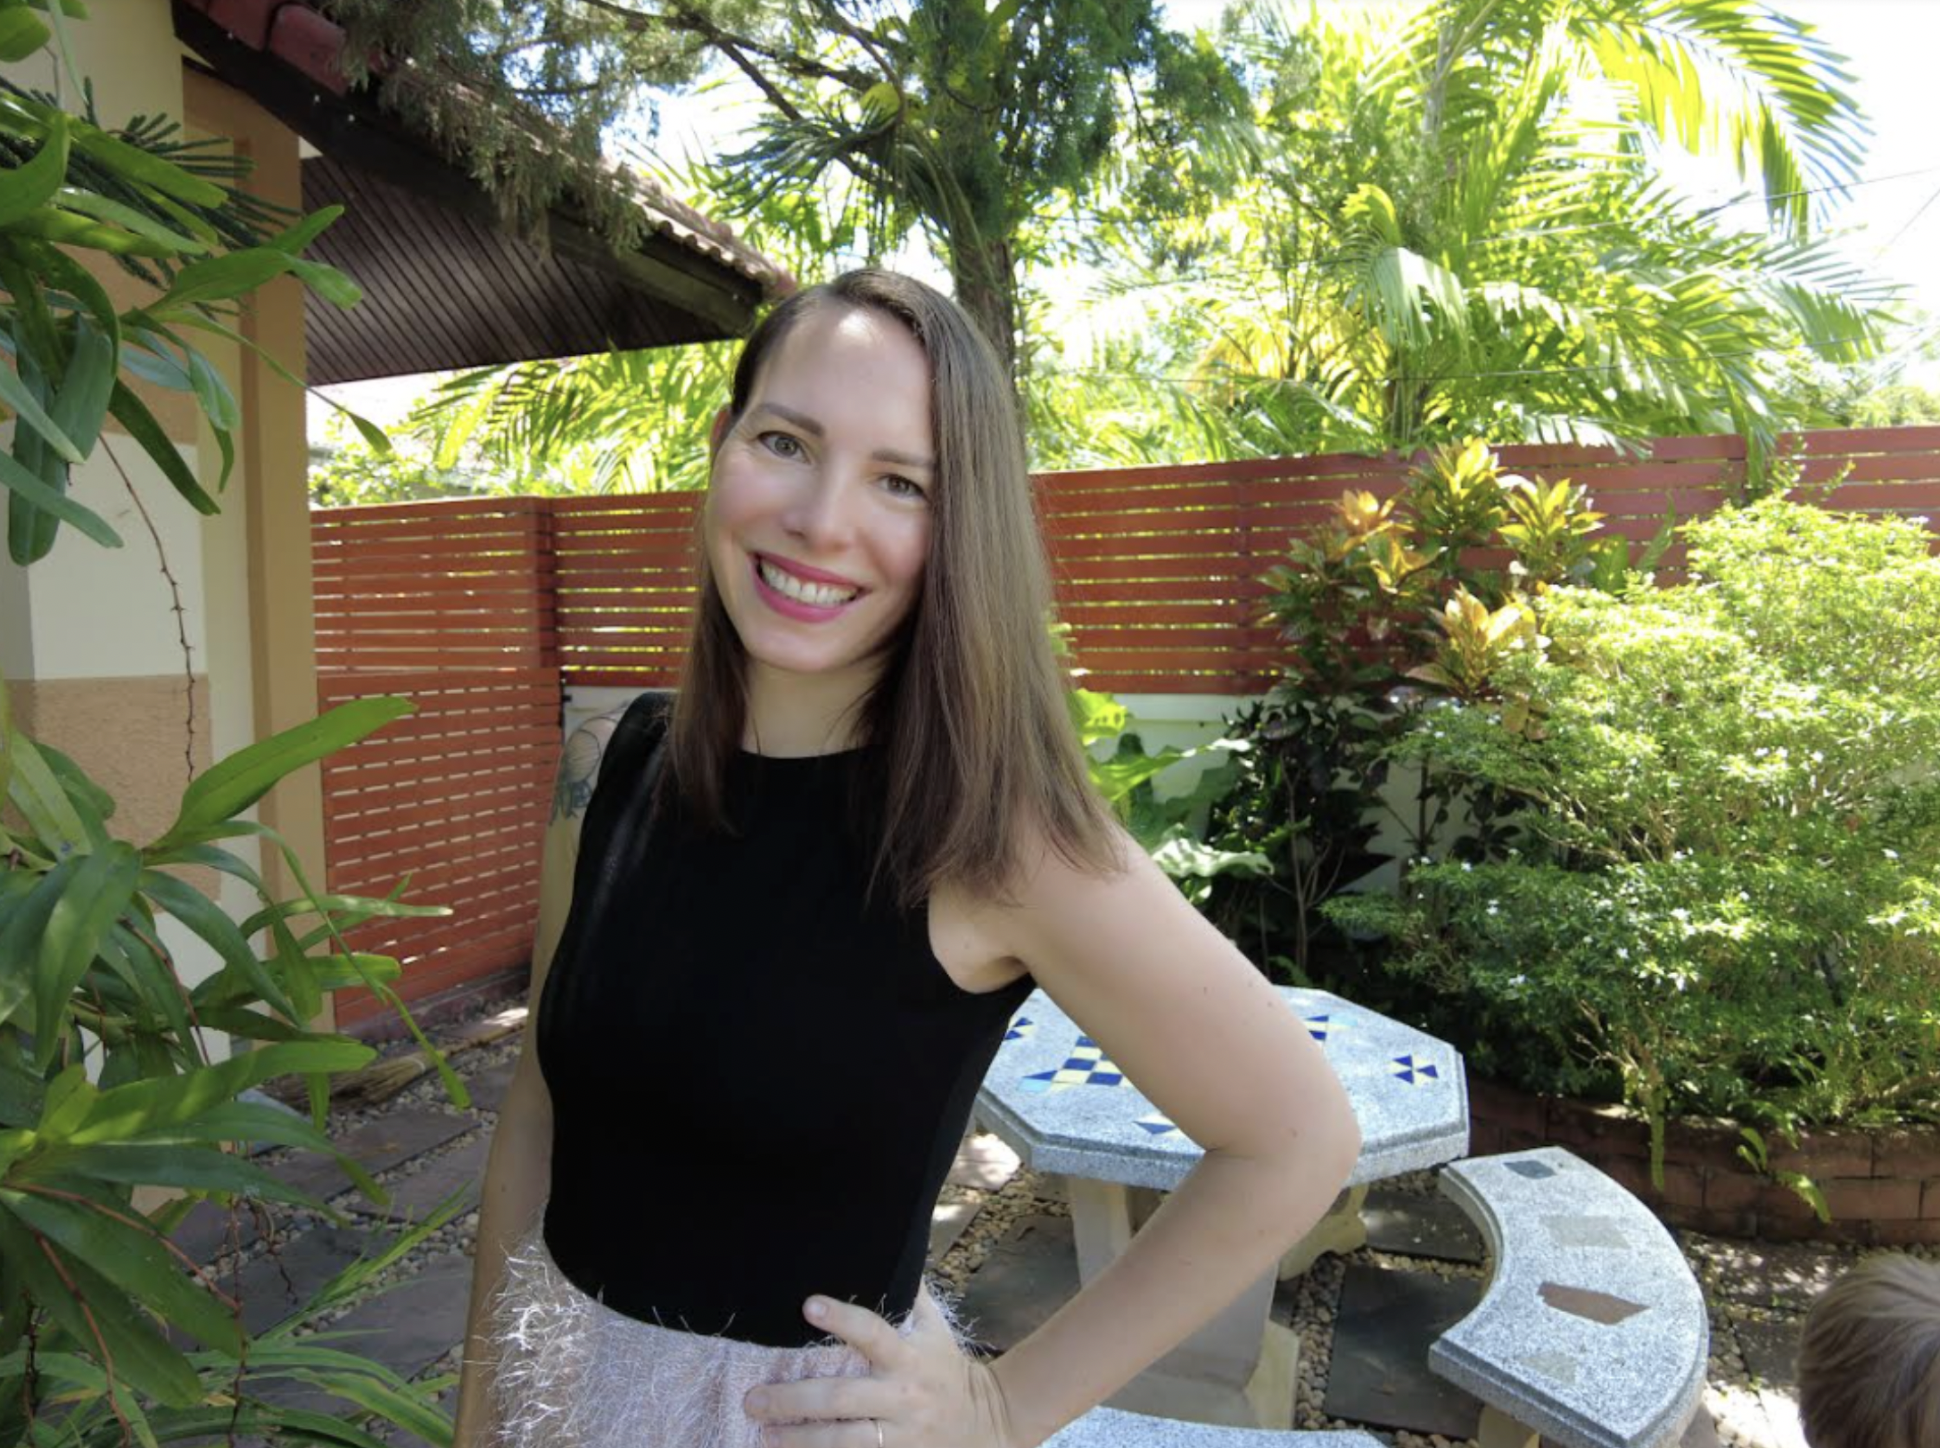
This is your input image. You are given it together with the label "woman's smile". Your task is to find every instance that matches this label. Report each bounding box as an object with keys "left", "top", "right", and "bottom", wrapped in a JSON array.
[{"left": 753, "top": 553, "right": 866, "bottom": 616}]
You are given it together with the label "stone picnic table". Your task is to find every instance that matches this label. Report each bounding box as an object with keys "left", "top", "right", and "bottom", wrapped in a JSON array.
[{"left": 975, "top": 986, "right": 1470, "bottom": 1432}]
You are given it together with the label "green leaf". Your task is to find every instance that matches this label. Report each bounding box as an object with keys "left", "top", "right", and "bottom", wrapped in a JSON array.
[
  {"left": 155, "top": 245, "right": 307, "bottom": 312},
  {"left": 0, "top": 1207, "right": 204, "bottom": 1407},
  {"left": 0, "top": 866, "right": 62, "bottom": 1028},
  {"left": 26, "top": 1141, "right": 327, "bottom": 1210},
  {"left": 107, "top": 380, "right": 219, "bottom": 514},
  {"left": 237, "top": 891, "right": 448, "bottom": 941},
  {"left": 70, "top": 1040, "right": 372, "bottom": 1144},
  {"left": 53, "top": 186, "right": 207, "bottom": 253},
  {"left": 37, "top": 737, "right": 115, "bottom": 835},
  {"left": 0, "top": 351, "right": 83, "bottom": 469},
  {"left": 38, "top": 1063, "right": 95, "bottom": 1138},
  {"left": 46, "top": 316, "right": 115, "bottom": 458},
  {"left": 0, "top": 9, "right": 49, "bottom": 62},
  {"left": 152, "top": 697, "right": 413, "bottom": 852},
  {"left": 131, "top": 1098, "right": 388, "bottom": 1206},
  {"left": 32, "top": 840, "right": 140, "bottom": 1068},
  {"left": 265, "top": 203, "right": 343, "bottom": 256},
  {"left": 5, "top": 726, "right": 88, "bottom": 853},
  {"left": 1, "top": 1183, "right": 243, "bottom": 1352},
  {"left": 285, "top": 253, "right": 363, "bottom": 308},
  {"left": 139, "top": 867, "right": 295, "bottom": 1021},
  {"left": 0, "top": 443, "right": 117, "bottom": 549},
  {"left": 0, "top": 111, "right": 67, "bottom": 229},
  {"left": 0, "top": 1053, "right": 44, "bottom": 1127},
  {"left": 69, "top": 125, "right": 225, "bottom": 208},
  {"left": 25, "top": 236, "right": 119, "bottom": 354},
  {"left": 186, "top": 346, "right": 239, "bottom": 431}
]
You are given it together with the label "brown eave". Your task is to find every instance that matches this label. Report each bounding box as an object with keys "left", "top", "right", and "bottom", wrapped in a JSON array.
[{"left": 172, "top": 0, "right": 793, "bottom": 384}]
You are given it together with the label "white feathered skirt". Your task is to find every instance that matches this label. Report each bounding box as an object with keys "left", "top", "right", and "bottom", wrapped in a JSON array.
[{"left": 484, "top": 1219, "right": 973, "bottom": 1448}]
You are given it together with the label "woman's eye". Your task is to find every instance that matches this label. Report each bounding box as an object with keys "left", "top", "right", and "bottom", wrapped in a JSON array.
[
  {"left": 760, "top": 431, "right": 804, "bottom": 459},
  {"left": 883, "top": 474, "right": 927, "bottom": 501}
]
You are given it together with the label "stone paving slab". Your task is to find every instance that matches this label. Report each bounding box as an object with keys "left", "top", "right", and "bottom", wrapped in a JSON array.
[
  {"left": 1735, "top": 1316, "right": 1803, "bottom": 1392},
  {"left": 241, "top": 1256, "right": 472, "bottom": 1436},
  {"left": 319, "top": 1252, "right": 475, "bottom": 1379},
  {"left": 345, "top": 1134, "right": 489, "bottom": 1226},
  {"left": 271, "top": 1107, "right": 476, "bottom": 1204},
  {"left": 232, "top": 1224, "right": 375, "bottom": 1335},
  {"left": 464, "top": 1060, "right": 517, "bottom": 1116},
  {"left": 172, "top": 1197, "right": 265, "bottom": 1263},
  {"left": 1323, "top": 1260, "right": 1484, "bottom": 1438},
  {"left": 1363, "top": 1185, "right": 1485, "bottom": 1265},
  {"left": 956, "top": 1214, "right": 1079, "bottom": 1355}
]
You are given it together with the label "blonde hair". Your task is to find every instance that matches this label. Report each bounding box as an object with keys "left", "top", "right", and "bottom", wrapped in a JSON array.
[
  {"left": 1798, "top": 1253, "right": 1940, "bottom": 1448},
  {"left": 667, "top": 268, "right": 1119, "bottom": 907}
]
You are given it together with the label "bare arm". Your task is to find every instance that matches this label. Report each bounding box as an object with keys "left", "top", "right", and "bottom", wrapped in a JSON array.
[
  {"left": 980, "top": 833, "right": 1363, "bottom": 1448},
  {"left": 450, "top": 707, "right": 624, "bottom": 1447}
]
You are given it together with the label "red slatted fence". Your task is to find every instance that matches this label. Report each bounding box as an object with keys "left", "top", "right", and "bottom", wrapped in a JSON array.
[
  {"left": 312, "top": 426, "right": 1940, "bottom": 1015},
  {"left": 312, "top": 498, "right": 560, "bottom": 1028}
]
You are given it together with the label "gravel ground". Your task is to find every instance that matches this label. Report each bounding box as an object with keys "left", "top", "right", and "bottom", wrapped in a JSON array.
[{"left": 208, "top": 989, "right": 1935, "bottom": 1448}]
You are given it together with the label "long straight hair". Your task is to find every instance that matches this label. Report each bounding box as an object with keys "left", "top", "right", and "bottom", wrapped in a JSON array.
[{"left": 664, "top": 269, "right": 1119, "bottom": 908}]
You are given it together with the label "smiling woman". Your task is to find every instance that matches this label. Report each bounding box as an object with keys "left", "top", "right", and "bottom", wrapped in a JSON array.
[{"left": 451, "top": 269, "right": 1363, "bottom": 1448}]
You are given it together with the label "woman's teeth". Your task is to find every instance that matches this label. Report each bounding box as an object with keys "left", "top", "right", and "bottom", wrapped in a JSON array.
[{"left": 759, "top": 558, "right": 861, "bottom": 607}]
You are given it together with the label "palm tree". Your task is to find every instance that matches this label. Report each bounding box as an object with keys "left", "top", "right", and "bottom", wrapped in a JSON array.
[{"left": 1072, "top": 0, "right": 1899, "bottom": 471}]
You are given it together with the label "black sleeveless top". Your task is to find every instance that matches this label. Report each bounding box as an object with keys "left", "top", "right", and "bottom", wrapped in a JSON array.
[{"left": 536, "top": 701, "right": 1036, "bottom": 1347}]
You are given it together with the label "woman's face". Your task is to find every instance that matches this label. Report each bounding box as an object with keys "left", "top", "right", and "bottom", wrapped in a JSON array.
[{"left": 704, "top": 304, "right": 935, "bottom": 695}]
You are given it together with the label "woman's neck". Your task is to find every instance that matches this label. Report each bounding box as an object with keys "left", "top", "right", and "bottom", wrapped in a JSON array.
[{"left": 741, "top": 662, "right": 876, "bottom": 756}]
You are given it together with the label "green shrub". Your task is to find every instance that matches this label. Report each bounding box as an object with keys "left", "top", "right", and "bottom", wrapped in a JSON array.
[{"left": 1327, "top": 499, "right": 1940, "bottom": 1153}]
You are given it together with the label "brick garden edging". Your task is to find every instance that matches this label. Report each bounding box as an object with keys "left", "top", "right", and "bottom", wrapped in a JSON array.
[{"left": 1467, "top": 1077, "right": 1940, "bottom": 1244}]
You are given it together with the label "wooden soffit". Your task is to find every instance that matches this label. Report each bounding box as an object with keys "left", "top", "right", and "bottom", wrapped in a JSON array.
[{"left": 172, "top": 0, "right": 789, "bottom": 384}]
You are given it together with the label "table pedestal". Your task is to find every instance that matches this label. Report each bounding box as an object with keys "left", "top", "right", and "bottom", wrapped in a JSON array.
[
  {"left": 1066, "top": 1179, "right": 1300, "bottom": 1430},
  {"left": 1278, "top": 1184, "right": 1368, "bottom": 1279}
]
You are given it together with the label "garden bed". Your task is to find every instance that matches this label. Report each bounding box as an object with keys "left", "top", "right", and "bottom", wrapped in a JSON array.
[{"left": 1468, "top": 1077, "right": 1940, "bottom": 1245}]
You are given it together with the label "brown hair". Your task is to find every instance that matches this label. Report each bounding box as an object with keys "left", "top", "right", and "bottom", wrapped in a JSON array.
[
  {"left": 1798, "top": 1253, "right": 1940, "bottom": 1448},
  {"left": 665, "top": 268, "right": 1120, "bottom": 907}
]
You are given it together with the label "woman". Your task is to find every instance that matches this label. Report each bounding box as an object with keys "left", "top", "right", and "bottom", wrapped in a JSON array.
[{"left": 452, "top": 269, "right": 1361, "bottom": 1448}]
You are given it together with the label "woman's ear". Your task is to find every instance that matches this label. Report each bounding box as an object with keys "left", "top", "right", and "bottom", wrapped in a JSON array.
[{"left": 709, "top": 406, "right": 732, "bottom": 456}]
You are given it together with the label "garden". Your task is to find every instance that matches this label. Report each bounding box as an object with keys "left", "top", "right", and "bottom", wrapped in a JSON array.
[{"left": 3, "top": 0, "right": 1940, "bottom": 1445}]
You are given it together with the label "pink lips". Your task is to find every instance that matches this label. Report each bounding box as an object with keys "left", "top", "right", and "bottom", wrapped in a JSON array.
[
  {"left": 751, "top": 553, "right": 865, "bottom": 622},
  {"left": 757, "top": 552, "right": 864, "bottom": 589}
]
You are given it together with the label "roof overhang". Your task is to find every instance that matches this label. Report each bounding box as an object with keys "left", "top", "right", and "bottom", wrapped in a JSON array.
[{"left": 172, "top": 0, "right": 788, "bottom": 384}]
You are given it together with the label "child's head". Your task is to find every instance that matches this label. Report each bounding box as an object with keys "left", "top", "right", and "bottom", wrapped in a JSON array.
[{"left": 1798, "top": 1253, "right": 1940, "bottom": 1448}]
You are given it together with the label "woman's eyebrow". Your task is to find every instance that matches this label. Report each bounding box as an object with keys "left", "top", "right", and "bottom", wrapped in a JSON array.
[{"left": 755, "top": 401, "right": 934, "bottom": 471}]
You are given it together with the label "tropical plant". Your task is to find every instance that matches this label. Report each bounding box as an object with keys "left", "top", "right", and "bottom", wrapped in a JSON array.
[
  {"left": 1325, "top": 500, "right": 1940, "bottom": 1187},
  {"left": 1074, "top": 0, "right": 1900, "bottom": 470},
  {"left": 1, "top": 12, "right": 456, "bottom": 1441},
  {"left": 0, "top": 36, "right": 384, "bottom": 557},
  {"left": 0, "top": 691, "right": 464, "bottom": 1444},
  {"left": 1189, "top": 439, "right": 1668, "bottom": 978}
]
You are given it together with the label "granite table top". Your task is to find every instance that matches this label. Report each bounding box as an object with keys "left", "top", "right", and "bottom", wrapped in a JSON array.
[{"left": 976, "top": 987, "right": 1470, "bottom": 1192}]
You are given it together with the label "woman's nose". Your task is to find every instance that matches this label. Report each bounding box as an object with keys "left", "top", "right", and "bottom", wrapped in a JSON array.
[{"left": 780, "top": 469, "right": 856, "bottom": 550}]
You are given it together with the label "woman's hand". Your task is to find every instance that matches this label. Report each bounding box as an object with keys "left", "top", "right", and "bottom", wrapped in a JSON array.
[{"left": 741, "top": 1289, "right": 1021, "bottom": 1448}]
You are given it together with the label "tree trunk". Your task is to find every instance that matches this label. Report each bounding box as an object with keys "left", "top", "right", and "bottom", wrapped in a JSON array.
[{"left": 951, "top": 237, "right": 1019, "bottom": 387}]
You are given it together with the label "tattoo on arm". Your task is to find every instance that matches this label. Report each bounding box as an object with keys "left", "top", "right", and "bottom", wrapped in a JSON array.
[{"left": 549, "top": 706, "right": 630, "bottom": 826}]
